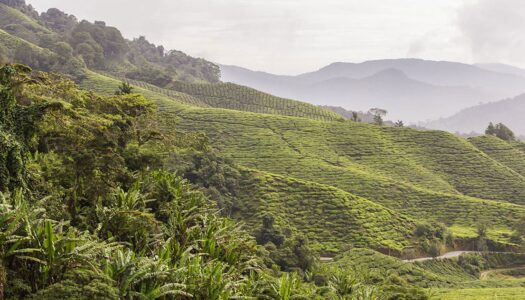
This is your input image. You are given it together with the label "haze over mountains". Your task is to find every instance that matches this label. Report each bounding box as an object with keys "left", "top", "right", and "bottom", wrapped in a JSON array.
[
  {"left": 424, "top": 94, "right": 525, "bottom": 136},
  {"left": 221, "top": 59, "right": 525, "bottom": 123}
]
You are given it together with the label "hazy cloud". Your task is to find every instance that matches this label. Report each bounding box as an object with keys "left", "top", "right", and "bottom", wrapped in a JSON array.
[{"left": 458, "top": 0, "right": 525, "bottom": 66}]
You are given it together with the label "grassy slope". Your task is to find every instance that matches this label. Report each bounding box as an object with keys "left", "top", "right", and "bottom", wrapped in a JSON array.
[
  {"left": 81, "top": 71, "right": 205, "bottom": 107},
  {"left": 81, "top": 72, "right": 525, "bottom": 245},
  {"left": 237, "top": 169, "right": 413, "bottom": 253},
  {"left": 169, "top": 81, "right": 344, "bottom": 121},
  {"left": 0, "top": 28, "right": 51, "bottom": 56},
  {"left": 98, "top": 72, "right": 342, "bottom": 121},
  {"left": 435, "top": 287, "right": 525, "bottom": 300},
  {"left": 169, "top": 106, "right": 525, "bottom": 227},
  {"left": 470, "top": 135, "right": 525, "bottom": 177}
]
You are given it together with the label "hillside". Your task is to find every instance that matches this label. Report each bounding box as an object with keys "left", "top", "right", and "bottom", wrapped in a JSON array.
[
  {"left": 169, "top": 81, "right": 342, "bottom": 121},
  {"left": 469, "top": 135, "right": 525, "bottom": 177},
  {"left": 0, "top": 6, "right": 341, "bottom": 122},
  {"left": 221, "top": 59, "right": 525, "bottom": 122},
  {"left": 0, "top": 1, "right": 219, "bottom": 83},
  {"left": 424, "top": 94, "right": 525, "bottom": 136},
  {"left": 77, "top": 70, "right": 525, "bottom": 248},
  {"left": 237, "top": 169, "right": 413, "bottom": 253}
]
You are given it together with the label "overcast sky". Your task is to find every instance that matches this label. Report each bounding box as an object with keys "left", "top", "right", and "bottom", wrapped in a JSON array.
[{"left": 28, "top": 0, "right": 525, "bottom": 75}]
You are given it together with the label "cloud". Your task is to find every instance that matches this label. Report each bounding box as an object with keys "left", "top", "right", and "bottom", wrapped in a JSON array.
[{"left": 458, "top": 0, "right": 525, "bottom": 66}]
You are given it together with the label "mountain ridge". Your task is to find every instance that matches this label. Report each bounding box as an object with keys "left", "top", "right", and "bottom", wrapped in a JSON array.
[{"left": 221, "top": 59, "right": 525, "bottom": 122}]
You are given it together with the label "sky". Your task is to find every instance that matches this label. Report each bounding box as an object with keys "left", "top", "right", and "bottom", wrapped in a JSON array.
[{"left": 28, "top": 0, "right": 525, "bottom": 75}]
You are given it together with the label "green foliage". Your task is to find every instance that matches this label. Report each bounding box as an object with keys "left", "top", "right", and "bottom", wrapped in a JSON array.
[
  {"left": 169, "top": 102, "right": 525, "bottom": 230},
  {"left": 0, "top": 64, "right": 61, "bottom": 192},
  {"left": 114, "top": 81, "right": 133, "bottom": 95},
  {"left": 256, "top": 215, "right": 286, "bottom": 247},
  {"left": 485, "top": 122, "right": 515, "bottom": 141},
  {"left": 0, "top": 2, "right": 220, "bottom": 83},
  {"left": 125, "top": 64, "right": 172, "bottom": 87}
]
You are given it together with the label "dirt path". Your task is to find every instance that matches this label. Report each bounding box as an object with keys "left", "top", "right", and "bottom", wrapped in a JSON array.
[
  {"left": 480, "top": 265, "right": 525, "bottom": 280},
  {"left": 403, "top": 251, "right": 476, "bottom": 262}
]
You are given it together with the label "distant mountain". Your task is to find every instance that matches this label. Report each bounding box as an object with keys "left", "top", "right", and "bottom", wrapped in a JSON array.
[
  {"left": 221, "top": 59, "right": 525, "bottom": 122},
  {"left": 423, "top": 94, "right": 525, "bottom": 136},
  {"left": 475, "top": 63, "right": 525, "bottom": 78}
]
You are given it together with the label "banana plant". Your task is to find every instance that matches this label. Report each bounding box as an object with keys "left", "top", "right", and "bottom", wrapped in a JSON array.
[
  {"left": 271, "top": 273, "right": 304, "bottom": 300},
  {"left": 103, "top": 249, "right": 189, "bottom": 299}
]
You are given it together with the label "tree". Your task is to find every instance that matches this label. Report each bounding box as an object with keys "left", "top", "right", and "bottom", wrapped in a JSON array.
[
  {"left": 476, "top": 223, "right": 489, "bottom": 252},
  {"left": 486, "top": 122, "right": 515, "bottom": 141},
  {"left": 368, "top": 108, "right": 387, "bottom": 126},
  {"left": 53, "top": 42, "right": 73, "bottom": 61},
  {"left": 255, "top": 215, "right": 285, "bottom": 247},
  {"left": 394, "top": 120, "right": 404, "bottom": 127},
  {"left": 0, "top": 64, "right": 61, "bottom": 191},
  {"left": 485, "top": 122, "right": 496, "bottom": 135},
  {"left": 351, "top": 111, "right": 361, "bottom": 122},
  {"left": 115, "top": 82, "right": 133, "bottom": 95}
]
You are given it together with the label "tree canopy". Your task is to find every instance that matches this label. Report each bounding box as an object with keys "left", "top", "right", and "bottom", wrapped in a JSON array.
[{"left": 485, "top": 122, "right": 516, "bottom": 141}]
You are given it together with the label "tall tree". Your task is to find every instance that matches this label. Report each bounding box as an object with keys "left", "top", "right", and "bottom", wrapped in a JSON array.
[{"left": 368, "top": 108, "right": 387, "bottom": 126}]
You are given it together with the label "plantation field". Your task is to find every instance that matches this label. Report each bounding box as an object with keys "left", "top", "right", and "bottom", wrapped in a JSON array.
[
  {"left": 95, "top": 72, "right": 342, "bottom": 121},
  {"left": 329, "top": 248, "right": 477, "bottom": 288},
  {"left": 168, "top": 106, "right": 525, "bottom": 229},
  {"left": 81, "top": 72, "right": 525, "bottom": 251},
  {"left": 237, "top": 169, "right": 413, "bottom": 253},
  {"left": 0, "top": 28, "right": 53, "bottom": 57},
  {"left": 331, "top": 249, "right": 525, "bottom": 299},
  {"left": 169, "top": 81, "right": 343, "bottom": 121},
  {"left": 470, "top": 135, "right": 525, "bottom": 177}
]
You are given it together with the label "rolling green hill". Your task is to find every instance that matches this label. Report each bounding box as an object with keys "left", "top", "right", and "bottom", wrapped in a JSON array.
[
  {"left": 79, "top": 70, "right": 525, "bottom": 253},
  {"left": 2, "top": 0, "right": 525, "bottom": 259},
  {"left": 95, "top": 71, "right": 343, "bottom": 121},
  {"left": 237, "top": 169, "right": 413, "bottom": 253},
  {"left": 169, "top": 81, "right": 343, "bottom": 121},
  {"left": 167, "top": 105, "right": 525, "bottom": 225},
  {"left": 470, "top": 135, "right": 525, "bottom": 177}
]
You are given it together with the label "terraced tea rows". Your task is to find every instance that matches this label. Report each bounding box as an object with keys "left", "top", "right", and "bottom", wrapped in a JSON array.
[
  {"left": 94, "top": 72, "right": 210, "bottom": 107},
  {"left": 80, "top": 71, "right": 525, "bottom": 250},
  {"left": 470, "top": 135, "right": 525, "bottom": 177},
  {"left": 168, "top": 106, "right": 525, "bottom": 226},
  {"left": 94, "top": 71, "right": 342, "bottom": 121},
  {"left": 330, "top": 248, "right": 477, "bottom": 288},
  {"left": 237, "top": 169, "right": 413, "bottom": 253},
  {"left": 169, "top": 81, "right": 343, "bottom": 121}
]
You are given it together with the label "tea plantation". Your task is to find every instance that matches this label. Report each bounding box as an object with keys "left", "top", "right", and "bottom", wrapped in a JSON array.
[{"left": 82, "top": 71, "right": 525, "bottom": 253}]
